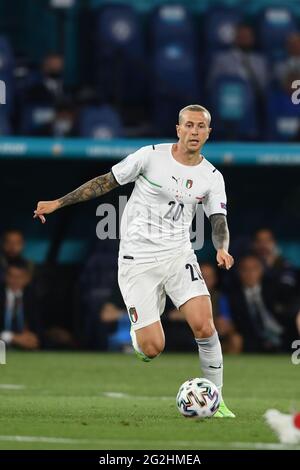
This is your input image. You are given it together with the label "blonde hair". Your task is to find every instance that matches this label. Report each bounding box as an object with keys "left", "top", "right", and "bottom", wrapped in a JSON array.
[{"left": 178, "top": 104, "right": 211, "bottom": 125}]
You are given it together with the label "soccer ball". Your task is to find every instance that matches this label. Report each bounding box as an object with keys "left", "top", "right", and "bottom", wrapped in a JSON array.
[{"left": 176, "top": 377, "right": 220, "bottom": 418}]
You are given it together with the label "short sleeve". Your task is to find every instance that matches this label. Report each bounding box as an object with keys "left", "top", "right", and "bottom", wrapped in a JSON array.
[
  {"left": 203, "top": 170, "right": 227, "bottom": 218},
  {"left": 111, "top": 146, "right": 150, "bottom": 186}
]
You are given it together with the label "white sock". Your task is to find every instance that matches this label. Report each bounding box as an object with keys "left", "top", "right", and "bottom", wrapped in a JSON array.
[
  {"left": 130, "top": 327, "right": 142, "bottom": 353},
  {"left": 195, "top": 331, "right": 223, "bottom": 395}
]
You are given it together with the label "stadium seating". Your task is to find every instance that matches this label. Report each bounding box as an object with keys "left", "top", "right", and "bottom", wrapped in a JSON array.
[
  {"left": 210, "top": 75, "right": 258, "bottom": 140},
  {"left": 20, "top": 104, "right": 55, "bottom": 135},
  {"left": 0, "top": 36, "right": 14, "bottom": 115},
  {"left": 0, "top": 35, "right": 14, "bottom": 71},
  {"left": 152, "top": 44, "right": 201, "bottom": 136},
  {"left": 204, "top": 5, "right": 243, "bottom": 54},
  {"left": 258, "top": 6, "right": 298, "bottom": 62},
  {"left": 0, "top": 107, "right": 11, "bottom": 135},
  {"left": 266, "top": 88, "right": 300, "bottom": 141},
  {"left": 94, "top": 4, "right": 146, "bottom": 105},
  {"left": 1, "top": 2, "right": 300, "bottom": 139},
  {"left": 95, "top": 4, "right": 143, "bottom": 58},
  {"left": 150, "top": 4, "right": 195, "bottom": 51},
  {"left": 79, "top": 105, "right": 122, "bottom": 138}
]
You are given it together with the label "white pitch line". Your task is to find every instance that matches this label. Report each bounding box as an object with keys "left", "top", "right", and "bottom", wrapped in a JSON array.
[
  {"left": 0, "top": 436, "right": 299, "bottom": 449},
  {"left": 102, "top": 392, "right": 129, "bottom": 398},
  {"left": 102, "top": 392, "right": 173, "bottom": 400},
  {"left": 0, "top": 435, "right": 88, "bottom": 444},
  {"left": 0, "top": 384, "right": 26, "bottom": 390},
  {"left": 232, "top": 442, "right": 300, "bottom": 450}
]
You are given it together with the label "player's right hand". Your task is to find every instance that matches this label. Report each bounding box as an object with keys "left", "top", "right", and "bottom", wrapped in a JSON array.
[
  {"left": 33, "top": 200, "right": 60, "bottom": 223},
  {"left": 216, "top": 248, "right": 234, "bottom": 270}
]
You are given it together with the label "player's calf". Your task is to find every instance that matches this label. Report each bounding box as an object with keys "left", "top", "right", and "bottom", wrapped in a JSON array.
[
  {"left": 139, "top": 341, "right": 164, "bottom": 359},
  {"left": 130, "top": 327, "right": 164, "bottom": 362},
  {"left": 133, "top": 321, "right": 165, "bottom": 361}
]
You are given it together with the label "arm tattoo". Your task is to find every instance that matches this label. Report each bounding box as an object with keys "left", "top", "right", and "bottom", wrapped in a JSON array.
[
  {"left": 58, "top": 171, "right": 119, "bottom": 209},
  {"left": 210, "top": 214, "right": 230, "bottom": 251}
]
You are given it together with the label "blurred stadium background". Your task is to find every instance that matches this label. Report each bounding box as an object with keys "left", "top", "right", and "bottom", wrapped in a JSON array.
[{"left": 0, "top": 0, "right": 300, "bottom": 450}]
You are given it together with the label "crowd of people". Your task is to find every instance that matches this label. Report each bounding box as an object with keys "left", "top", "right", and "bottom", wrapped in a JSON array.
[
  {"left": 1, "top": 20, "right": 300, "bottom": 139},
  {"left": 0, "top": 227, "right": 299, "bottom": 354}
]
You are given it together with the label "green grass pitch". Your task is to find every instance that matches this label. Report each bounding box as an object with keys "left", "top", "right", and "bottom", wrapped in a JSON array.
[{"left": 0, "top": 351, "right": 299, "bottom": 450}]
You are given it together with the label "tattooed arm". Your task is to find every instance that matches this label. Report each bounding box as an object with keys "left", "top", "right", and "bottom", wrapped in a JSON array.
[
  {"left": 210, "top": 213, "right": 230, "bottom": 251},
  {"left": 34, "top": 171, "right": 119, "bottom": 223},
  {"left": 58, "top": 171, "right": 119, "bottom": 208},
  {"left": 209, "top": 214, "right": 234, "bottom": 269}
]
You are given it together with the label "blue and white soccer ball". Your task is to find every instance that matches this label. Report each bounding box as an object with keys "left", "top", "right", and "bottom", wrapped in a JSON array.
[{"left": 176, "top": 377, "right": 220, "bottom": 418}]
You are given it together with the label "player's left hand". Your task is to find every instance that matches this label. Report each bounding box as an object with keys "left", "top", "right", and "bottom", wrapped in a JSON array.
[{"left": 216, "top": 249, "right": 234, "bottom": 270}]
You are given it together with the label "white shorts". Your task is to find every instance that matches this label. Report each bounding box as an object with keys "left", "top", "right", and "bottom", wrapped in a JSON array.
[{"left": 118, "top": 250, "right": 210, "bottom": 331}]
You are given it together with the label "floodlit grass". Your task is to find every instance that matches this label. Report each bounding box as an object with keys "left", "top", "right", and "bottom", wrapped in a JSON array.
[{"left": 0, "top": 351, "right": 299, "bottom": 450}]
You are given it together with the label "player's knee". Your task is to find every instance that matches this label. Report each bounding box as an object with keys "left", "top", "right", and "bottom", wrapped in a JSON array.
[
  {"left": 194, "top": 323, "right": 216, "bottom": 339},
  {"left": 140, "top": 341, "right": 165, "bottom": 359}
]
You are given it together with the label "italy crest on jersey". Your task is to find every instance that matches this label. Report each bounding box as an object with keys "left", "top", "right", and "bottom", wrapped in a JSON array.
[
  {"left": 186, "top": 179, "right": 193, "bottom": 189},
  {"left": 129, "top": 307, "right": 138, "bottom": 323}
]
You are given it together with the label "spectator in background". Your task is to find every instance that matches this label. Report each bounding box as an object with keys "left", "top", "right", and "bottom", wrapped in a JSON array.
[
  {"left": 208, "top": 24, "right": 268, "bottom": 137},
  {"left": 208, "top": 24, "right": 269, "bottom": 92},
  {"left": 99, "top": 302, "right": 131, "bottom": 352},
  {"left": 42, "top": 325, "right": 76, "bottom": 350},
  {"left": 77, "top": 239, "right": 119, "bottom": 350},
  {"left": 163, "top": 297, "right": 195, "bottom": 352},
  {"left": 0, "top": 229, "right": 34, "bottom": 282},
  {"left": 0, "top": 229, "right": 24, "bottom": 267},
  {"left": 0, "top": 260, "right": 40, "bottom": 350},
  {"left": 34, "top": 99, "right": 78, "bottom": 137},
  {"left": 252, "top": 229, "right": 300, "bottom": 340},
  {"left": 97, "top": 279, "right": 131, "bottom": 352},
  {"left": 25, "top": 53, "right": 65, "bottom": 105},
  {"left": 253, "top": 228, "right": 298, "bottom": 289},
  {"left": 200, "top": 262, "right": 242, "bottom": 354},
  {"left": 229, "top": 254, "right": 298, "bottom": 352},
  {"left": 274, "top": 32, "right": 300, "bottom": 85}
]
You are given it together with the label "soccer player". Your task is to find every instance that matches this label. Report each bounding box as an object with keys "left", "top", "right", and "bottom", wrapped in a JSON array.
[{"left": 34, "top": 104, "right": 235, "bottom": 418}]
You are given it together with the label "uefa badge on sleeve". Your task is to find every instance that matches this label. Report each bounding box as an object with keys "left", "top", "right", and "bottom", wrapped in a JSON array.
[{"left": 129, "top": 307, "right": 138, "bottom": 323}]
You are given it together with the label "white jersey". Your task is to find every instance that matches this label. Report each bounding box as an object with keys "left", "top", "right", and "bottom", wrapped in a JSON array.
[{"left": 111, "top": 143, "right": 227, "bottom": 263}]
